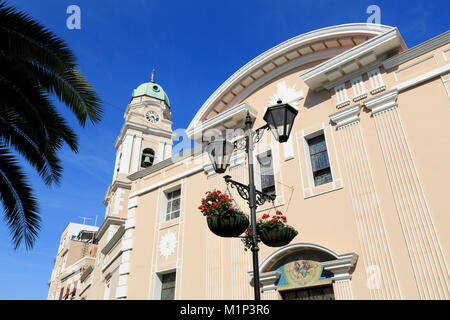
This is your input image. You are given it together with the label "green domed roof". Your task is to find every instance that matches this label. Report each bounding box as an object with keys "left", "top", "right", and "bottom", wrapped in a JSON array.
[{"left": 132, "top": 81, "right": 170, "bottom": 107}]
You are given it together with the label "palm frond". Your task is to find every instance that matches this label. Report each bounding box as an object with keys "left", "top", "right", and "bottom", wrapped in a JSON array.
[
  {"left": 0, "top": 2, "right": 76, "bottom": 72},
  {"left": 0, "top": 146, "right": 40, "bottom": 250},
  {"left": 0, "top": 110, "right": 63, "bottom": 186}
]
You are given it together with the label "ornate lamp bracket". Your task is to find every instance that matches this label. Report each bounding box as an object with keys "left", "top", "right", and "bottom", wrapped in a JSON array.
[
  {"left": 233, "top": 125, "right": 269, "bottom": 151},
  {"left": 224, "top": 175, "right": 276, "bottom": 206}
]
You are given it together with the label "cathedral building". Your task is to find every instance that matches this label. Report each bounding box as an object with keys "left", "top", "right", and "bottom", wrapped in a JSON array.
[{"left": 48, "top": 24, "right": 450, "bottom": 300}]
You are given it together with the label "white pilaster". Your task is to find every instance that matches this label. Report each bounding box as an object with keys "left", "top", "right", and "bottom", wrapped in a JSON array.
[
  {"left": 115, "top": 196, "right": 138, "bottom": 299},
  {"left": 157, "top": 141, "right": 165, "bottom": 163},
  {"left": 165, "top": 143, "right": 172, "bottom": 159},
  {"left": 131, "top": 136, "right": 143, "bottom": 173},
  {"left": 119, "top": 134, "right": 133, "bottom": 174}
]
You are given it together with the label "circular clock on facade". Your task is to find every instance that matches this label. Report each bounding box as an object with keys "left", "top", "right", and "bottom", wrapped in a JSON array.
[
  {"left": 145, "top": 111, "right": 160, "bottom": 123},
  {"left": 159, "top": 232, "right": 176, "bottom": 259}
]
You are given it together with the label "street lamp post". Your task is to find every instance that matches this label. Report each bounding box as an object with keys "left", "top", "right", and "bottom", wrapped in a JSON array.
[{"left": 206, "top": 100, "right": 298, "bottom": 300}]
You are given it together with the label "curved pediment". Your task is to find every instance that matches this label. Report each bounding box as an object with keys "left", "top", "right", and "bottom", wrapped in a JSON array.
[{"left": 186, "top": 23, "right": 397, "bottom": 140}]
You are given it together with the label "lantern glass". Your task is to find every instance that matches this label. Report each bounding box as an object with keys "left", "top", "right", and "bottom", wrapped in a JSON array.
[
  {"left": 207, "top": 139, "right": 234, "bottom": 174},
  {"left": 263, "top": 102, "right": 298, "bottom": 143}
]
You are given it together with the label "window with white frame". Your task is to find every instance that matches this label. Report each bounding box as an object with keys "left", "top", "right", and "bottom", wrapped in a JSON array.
[
  {"left": 367, "top": 68, "right": 386, "bottom": 94},
  {"left": 160, "top": 272, "right": 176, "bottom": 300},
  {"left": 334, "top": 83, "right": 350, "bottom": 108},
  {"left": 350, "top": 76, "right": 367, "bottom": 101},
  {"left": 256, "top": 151, "right": 276, "bottom": 196},
  {"left": 165, "top": 188, "right": 181, "bottom": 221},
  {"left": 306, "top": 133, "right": 333, "bottom": 187}
]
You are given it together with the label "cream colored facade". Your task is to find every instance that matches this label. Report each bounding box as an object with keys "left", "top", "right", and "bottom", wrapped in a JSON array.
[{"left": 48, "top": 24, "right": 450, "bottom": 300}]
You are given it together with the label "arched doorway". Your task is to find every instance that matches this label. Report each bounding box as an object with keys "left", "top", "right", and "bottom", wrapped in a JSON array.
[{"left": 252, "top": 243, "right": 358, "bottom": 300}]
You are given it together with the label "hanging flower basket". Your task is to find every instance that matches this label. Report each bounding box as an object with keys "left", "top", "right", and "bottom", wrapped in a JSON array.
[
  {"left": 207, "top": 214, "right": 249, "bottom": 238},
  {"left": 259, "top": 224, "right": 298, "bottom": 247},
  {"left": 199, "top": 190, "right": 249, "bottom": 238},
  {"left": 258, "top": 211, "right": 298, "bottom": 247},
  {"left": 242, "top": 210, "right": 298, "bottom": 250}
]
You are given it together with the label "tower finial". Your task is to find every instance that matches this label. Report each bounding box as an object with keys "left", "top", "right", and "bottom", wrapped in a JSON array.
[{"left": 151, "top": 69, "right": 155, "bottom": 83}]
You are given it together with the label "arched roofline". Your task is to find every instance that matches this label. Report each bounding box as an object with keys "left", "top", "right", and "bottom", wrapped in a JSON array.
[{"left": 187, "top": 23, "right": 395, "bottom": 136}]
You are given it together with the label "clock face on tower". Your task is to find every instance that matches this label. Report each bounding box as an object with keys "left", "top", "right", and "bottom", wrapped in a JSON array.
[{"left": 145, "top": 111, "right": 160, "bottom": 123}]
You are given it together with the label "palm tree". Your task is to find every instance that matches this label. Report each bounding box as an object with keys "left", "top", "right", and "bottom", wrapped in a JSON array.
[{"left": 0, "top": 2, "right": 103, "bottom": 250}]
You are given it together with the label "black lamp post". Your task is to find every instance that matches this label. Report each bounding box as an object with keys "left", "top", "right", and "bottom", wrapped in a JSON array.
[{"left": 206, "top": 101, "right": 298, "bottom": 300}]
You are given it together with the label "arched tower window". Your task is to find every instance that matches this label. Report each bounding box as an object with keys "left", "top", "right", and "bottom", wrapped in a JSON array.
[{"left": 141, "top": 148, "right": 155, "bottom": 168}]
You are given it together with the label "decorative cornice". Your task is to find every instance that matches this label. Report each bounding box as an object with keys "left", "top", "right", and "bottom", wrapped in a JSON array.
[
  {"left": 114, "top": 120, "right": 175, "bottom": 149},
  {"left": 103, "top": 180, "right": 132, "bottom": 205},
  {"left": 125, "top": 99, "right": 170, "bottom": 116},
  {"left": 393, "top": 63, "right": 450, "bottom": 92},
  {"left": 329, "top": 104, "right": 361, "bottom": 129},
  {"left": 248, "top": 271, "right": 282, "bottom": 292},
  {"left": 322, "top": 253, "right": 358, "bottom": 281},
  {"left": 96, "top": 216, "right": 126, "bottom": 240},
  {"left": 101, "top": 225, "right": 125, "bottom": 255},
  {"left": 301, "top": 28, "right": 406, "bottom": 91},
  {"left": 383, "top": 30, "right": 450, "bottom": 70},
  {"left": 364, "top": 89, "right": 398, "bottom": 115}
]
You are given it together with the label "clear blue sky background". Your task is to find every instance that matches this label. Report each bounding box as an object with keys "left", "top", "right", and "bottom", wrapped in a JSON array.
[{"left": 0, "top": 0, "right": 448, "bottom": 300}]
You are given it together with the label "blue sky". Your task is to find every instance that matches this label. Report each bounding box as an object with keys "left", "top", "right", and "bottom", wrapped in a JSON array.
[{"left": 0, "top": 0, "right": 448, "bottom": 300}]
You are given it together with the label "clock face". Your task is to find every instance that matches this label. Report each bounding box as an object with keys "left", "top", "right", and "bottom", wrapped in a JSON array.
[
  {"left": 159, "top": 232, "right": 176, "bottom": 259},
  {"left": 145, "top": 111, "right": 160, "bottom": 123}
]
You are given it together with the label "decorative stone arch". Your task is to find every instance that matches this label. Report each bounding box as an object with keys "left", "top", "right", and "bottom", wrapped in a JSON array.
[{"left": 249, "top": 242, "right": 358, "bottom": 300}]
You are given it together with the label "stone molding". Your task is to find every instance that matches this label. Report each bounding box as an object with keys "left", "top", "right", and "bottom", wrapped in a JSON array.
[{"left": 329, "top": 104, "right": 361, "bottom": 129}]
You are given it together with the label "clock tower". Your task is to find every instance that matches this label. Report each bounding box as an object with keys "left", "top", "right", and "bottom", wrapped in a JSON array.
[{"left": 103, "top": 75, "right": 175, "bottom": 220}]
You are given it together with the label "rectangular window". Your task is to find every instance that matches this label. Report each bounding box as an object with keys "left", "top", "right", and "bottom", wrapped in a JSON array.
[
  {"left": 160, "top": 272, "right": 176, "bottom": 300},
  {"left": 257, "top": 151, "right": 276, "bottom": 196},
  {"left": 166, "top": 189, "right": 181, "bottom": 221},
  {"left": 307, "top": 134, "right": 333, "bottom": 186}
]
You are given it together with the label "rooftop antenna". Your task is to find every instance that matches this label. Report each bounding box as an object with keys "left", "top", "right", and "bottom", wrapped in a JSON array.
[
  {"left": 94, "top": 215, "right": 98, "bottom": 227},
  {"left": 78, "top": 216, "right": 92, "bottom": 225},
  {"left": 151, "top": 68, "right": 155, "bottom": 83}
]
